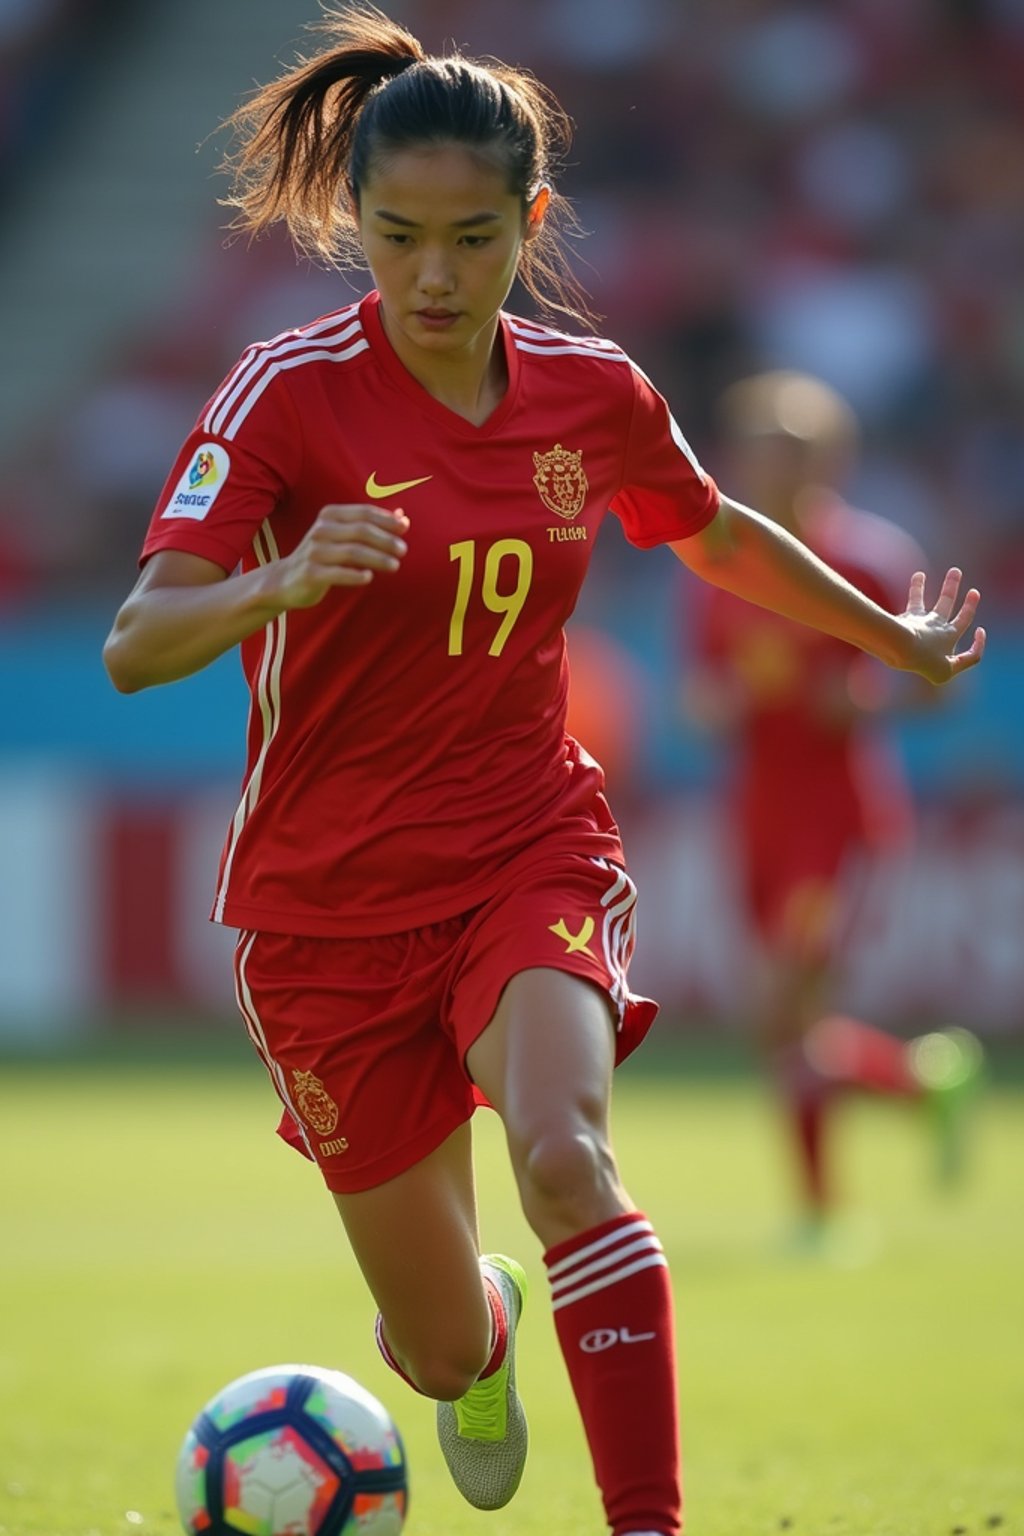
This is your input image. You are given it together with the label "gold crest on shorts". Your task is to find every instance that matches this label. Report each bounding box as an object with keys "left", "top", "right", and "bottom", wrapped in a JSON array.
[
  {"left": 291, "top": 1067, "right": 340, "bottom": 1136},
  {"left": 533, "top": 444, "right": 588, "bottom": 519}
]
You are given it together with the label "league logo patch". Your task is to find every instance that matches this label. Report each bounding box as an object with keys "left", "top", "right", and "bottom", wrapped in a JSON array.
[
  {"left": 533, "top": 443, "right": 588, "bottom": 519},
  {"left": 161, "top": 442, "right": 230, "bottom": 520},
  {"left": 189, "top": 448, "right": 216, "bottom": 487},
  {"left": 291, "top": 1067, "right": 340, "bottom": 1137}
]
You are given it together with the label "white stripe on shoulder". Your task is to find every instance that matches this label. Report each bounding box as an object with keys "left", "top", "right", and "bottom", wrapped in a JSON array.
[
  {"left": 508, "top": 318, "right": 627, "bottom": 361},
  {"left": 514, "top": 338, "right": 631, "bottom": 363},
  {"left": 204, "top": 306, "right": 364, "bottom": 436},
  {"left": 617, "top": 354, "right": 708, "bottom": 482},
  {"left": 204, "top": 307, "right": 360, "bottom": 432},
  {"left": 668, "top": 411, "right": 706, "bottom": 480},
  {"left": 508, "top": 317, "right": 622, "bottom": 349},
  {"left": 220, "top": 335, "right": 370, "bottom": 440}
]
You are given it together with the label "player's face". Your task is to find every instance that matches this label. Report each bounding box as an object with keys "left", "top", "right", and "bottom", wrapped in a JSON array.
[
  {"left": 357, "top": 142, "right": 535, "bottom": 367},
  {"left": 725, "top": 434, "right": 813, "bottom": 530}
]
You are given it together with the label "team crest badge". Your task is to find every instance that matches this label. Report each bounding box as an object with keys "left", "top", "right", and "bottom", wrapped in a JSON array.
[
  {"left": 291, "top": 1068, "right": 340, "bottom": 1136},
  {"left": 533, "top": 443, "right": 588, "bottom": 519}
]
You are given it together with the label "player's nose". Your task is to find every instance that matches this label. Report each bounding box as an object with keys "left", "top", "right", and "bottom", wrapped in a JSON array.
[{"left": 416, "top": 247, "right": 455, "bottom": 297}]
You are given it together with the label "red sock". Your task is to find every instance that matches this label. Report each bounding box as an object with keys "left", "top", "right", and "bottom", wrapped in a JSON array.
[
  {"left": 793, "top": 1094, "right": 829, "bottom": 1211},
  {"left": 773, "top": 1042, "right": 831, "bottom": 1212},
  {"left": 477, "top": 1271, "right": 508, "bottom": 1379},
  {"left": 545, "top": 1213, "right": 681, "bottom": 1536},
  {"left": 374, "top": 1313, "right": 424, "bottom": 1394},
  {"left": 806, "top": 1015, "right": 920, "bottom": 1097}
]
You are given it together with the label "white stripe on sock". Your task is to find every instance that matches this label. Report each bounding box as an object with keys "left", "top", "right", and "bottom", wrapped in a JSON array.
[
  {"left": 551, "top": 1251, "right": 668, "bottom": 1312},
  {"left": 546, "top": 1217, "right": 653, "bottom": 1281},
  {"left": 549, "top": 1234, "right": 663, "bottom": 1299}
]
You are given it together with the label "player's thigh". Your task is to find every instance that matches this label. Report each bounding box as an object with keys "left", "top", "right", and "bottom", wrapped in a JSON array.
[
  {"left": 331, "top": 1120, "right": 492, "bottom": 1377},
  {"left": 467, "top": 967, "right": 632, "bottom": 1245},
  {"left": 466, "top": 965, "right": 617, "bottom": 1140},
  {"left": 450, "top": 851, "right": 657, "bottom": 1117}
]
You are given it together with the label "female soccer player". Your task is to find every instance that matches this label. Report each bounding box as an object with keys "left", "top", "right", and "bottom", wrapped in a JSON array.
[
  {"left": 682, "top": 371, "right": 984, "bottom": 1245},
  {"left": 103, "top": 9, "right": 984, "bottom": 1535}
]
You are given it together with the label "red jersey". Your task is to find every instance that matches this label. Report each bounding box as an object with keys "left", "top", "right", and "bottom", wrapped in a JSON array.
[
  {"left": 142, "top": 291, "right": 718, "bottom": 935},
  {"left": 688, "top": 494, "right": 922, "bottom": 851}
]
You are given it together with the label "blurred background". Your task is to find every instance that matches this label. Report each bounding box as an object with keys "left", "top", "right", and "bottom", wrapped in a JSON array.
[{"left": 1, "top": 0, "right": 1022, "bottom": 1048}]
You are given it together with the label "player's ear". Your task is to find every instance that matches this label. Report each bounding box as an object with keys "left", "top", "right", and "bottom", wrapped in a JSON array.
[{"left": 524, "top": 183, "right": 551, "bottom": 241}]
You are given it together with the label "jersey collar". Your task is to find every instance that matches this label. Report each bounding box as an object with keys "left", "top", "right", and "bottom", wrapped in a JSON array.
[{"left": 359, "top": 290, "right": 521, "bottom": 438}]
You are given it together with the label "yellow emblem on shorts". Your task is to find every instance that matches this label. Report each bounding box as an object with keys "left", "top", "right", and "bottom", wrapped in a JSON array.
[
  {"left": 533, "top": 444, "right": 588, "bottom": 519},
  {"left": 549, "top": 915, "right": 597, "bottom": 958},
  {"left": 291, "top": 1067, "right": 340, "bottom": 1136}
]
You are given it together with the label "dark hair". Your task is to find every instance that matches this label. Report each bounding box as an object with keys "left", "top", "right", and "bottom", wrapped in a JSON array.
[{"left": 221, "top": 2, "right": 595, "bottom": 326}]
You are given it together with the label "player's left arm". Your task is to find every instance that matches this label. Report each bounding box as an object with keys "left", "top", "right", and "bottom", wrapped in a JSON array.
[{"left": 671, "top": 495, "right": 985, "bottom": 687}]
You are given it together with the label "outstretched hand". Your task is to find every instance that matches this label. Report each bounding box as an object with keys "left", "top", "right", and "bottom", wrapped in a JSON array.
[{"left": 897, "top": 568, "right": 985, "bottom": 685}]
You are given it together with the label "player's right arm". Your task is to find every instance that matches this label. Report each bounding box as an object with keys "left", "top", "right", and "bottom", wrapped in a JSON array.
[{"left": 103, "top": 504, "right": 409, "bottom": 693}]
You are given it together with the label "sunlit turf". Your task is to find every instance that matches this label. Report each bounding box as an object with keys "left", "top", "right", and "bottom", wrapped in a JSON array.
[{"left": 1, "top": 1039, "right": 1021, "bottom": 1536}]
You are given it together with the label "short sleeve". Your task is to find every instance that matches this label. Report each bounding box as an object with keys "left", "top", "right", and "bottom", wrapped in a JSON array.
[
  {"left": 611, "top": 367, "right": 719, "bottom": 549},
  {"left": 139, "top": 359, "right": 303, "bottom": 573}
]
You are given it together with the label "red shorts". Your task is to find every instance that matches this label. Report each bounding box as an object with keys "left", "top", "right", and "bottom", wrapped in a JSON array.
[{"left": 232, "top": 851, "right": 657, "bottom": 1193}]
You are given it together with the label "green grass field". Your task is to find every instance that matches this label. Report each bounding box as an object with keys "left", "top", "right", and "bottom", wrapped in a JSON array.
[{"left": 1, "top": 1042, "right": 1021, "bottom": 1536}]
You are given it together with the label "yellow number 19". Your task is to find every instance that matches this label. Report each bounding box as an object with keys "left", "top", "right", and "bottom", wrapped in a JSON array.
[{"left": 448, "top": 538, "right": 534, "bottom": 657}]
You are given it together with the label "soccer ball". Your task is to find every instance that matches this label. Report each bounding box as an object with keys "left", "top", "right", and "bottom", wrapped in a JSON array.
[{"left": 175, "top": 1364, "right": 408, "bottom": 1535}]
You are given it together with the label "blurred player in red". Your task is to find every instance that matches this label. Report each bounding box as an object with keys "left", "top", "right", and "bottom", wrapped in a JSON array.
[
  {"left": 682, "top": 372, "right": 984, "bottom": 1246},
  {"left": 103, "top": 9, "right": 984, "bottom": 1533}
]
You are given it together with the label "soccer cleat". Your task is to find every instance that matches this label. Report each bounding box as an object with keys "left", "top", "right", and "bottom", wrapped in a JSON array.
[
  {"left": 909, "top": 1026, "right": 985, "bottom": 1184},
  {"left": 777, "top": 1210, "right": 880, "bottom": 1268},
  {"left": 436, "top": 1253, "right": 528, "bottom": 1510}
]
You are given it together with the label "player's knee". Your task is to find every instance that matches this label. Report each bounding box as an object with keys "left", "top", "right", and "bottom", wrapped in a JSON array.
[
  {"left": 401, "top": 1342, "right": 488, "bottom": 1403},
  {"left": 518, "top": 1123, "right": 618, "bottom": 1224}
]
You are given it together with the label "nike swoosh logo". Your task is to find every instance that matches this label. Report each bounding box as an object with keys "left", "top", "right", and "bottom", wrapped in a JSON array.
[{"left": 365, "top": 471, "right": 433, "bottom": 499}]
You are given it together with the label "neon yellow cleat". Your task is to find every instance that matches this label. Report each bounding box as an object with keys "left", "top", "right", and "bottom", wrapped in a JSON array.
[
  {"left": 910, "top": 1026, "right": 986, "bottom": 1184},
  {"left": 436, "top": 1254, "right": 529, "bottom": 1509}
]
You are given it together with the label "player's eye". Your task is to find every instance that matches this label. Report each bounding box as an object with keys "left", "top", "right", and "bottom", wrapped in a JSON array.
[
  {"left": 459, "top": 234, "right": 493, "bottom": 248},
  {"left": 382, "top": 232, "right": 412, "bottom": 246}
]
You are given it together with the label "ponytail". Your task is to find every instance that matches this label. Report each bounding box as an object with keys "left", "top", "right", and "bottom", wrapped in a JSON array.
[
  {"left": 221, "top": 3, "right": 596, "bottom": 327},
  {"left": 221, "top": 6, "right": 423, "bottom": 262}
]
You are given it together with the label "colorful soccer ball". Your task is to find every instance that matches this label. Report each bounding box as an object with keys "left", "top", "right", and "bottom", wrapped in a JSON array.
[{"left": 175, "top": 1364, "right": 408, "bottom": 1536}]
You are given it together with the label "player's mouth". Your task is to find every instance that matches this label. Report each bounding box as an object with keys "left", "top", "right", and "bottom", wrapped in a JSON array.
[{"left": 415, "top": 308, "right": 461, "bottom": 330}]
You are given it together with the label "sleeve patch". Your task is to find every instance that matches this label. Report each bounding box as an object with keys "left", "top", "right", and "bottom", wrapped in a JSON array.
[{"left": 160, "top": 443, "right": 231, "bottom": 521}]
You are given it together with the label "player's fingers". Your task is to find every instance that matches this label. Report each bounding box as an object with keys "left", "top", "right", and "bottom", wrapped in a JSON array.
[
  {"left": 313, "top": 540, "right": 406, "bottom": 573},
  {"left": 318, "top": 503, "right": 410, "bottom": 535},
  {"left": 947, "top": 626, "right": 986, "bottom": 677},
  {"left": 905, "top": 569, "right": 928, "bottom": 615},
  {"left": 321, "top": 566, "right": 375, "bottom": 587},
  {"left": 285, "top": 539, "right": 405, "bottom": 606},
  {"left": 310, "top": 521, "right": 408, "bottom": 563},
  {"left": 931, "top": 567, "right": 962, "bottom": 623},
  {"left": 950, "top": 586, "right": 981, "bottom": 641}
]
